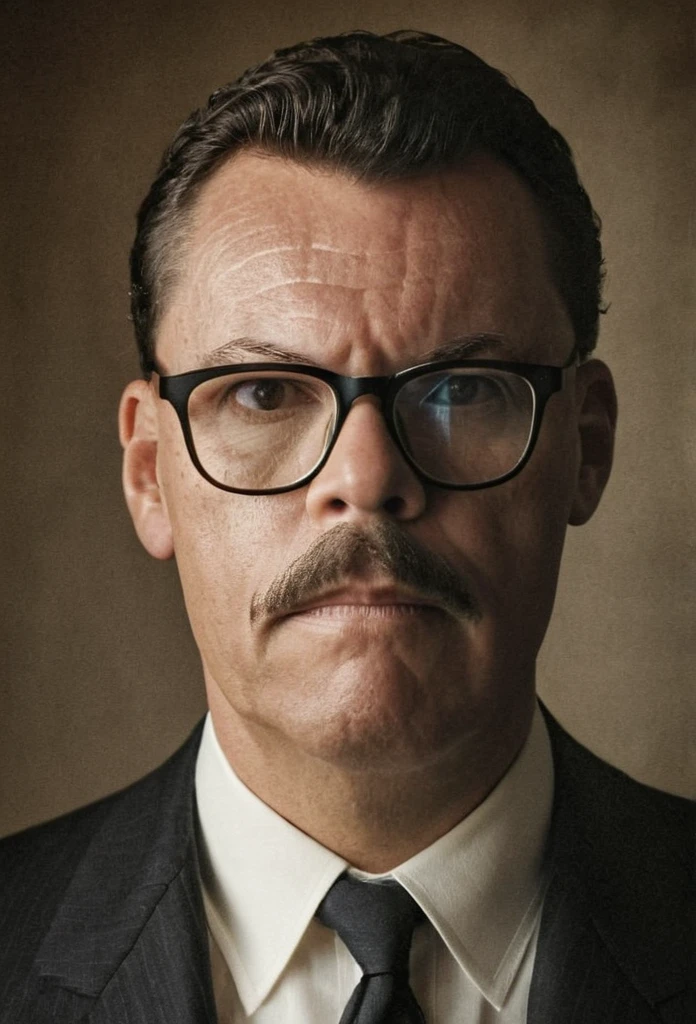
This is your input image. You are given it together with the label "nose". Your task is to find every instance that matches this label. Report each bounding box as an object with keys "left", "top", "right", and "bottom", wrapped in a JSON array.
[{"left": 305, "top": 397, "right": 428, "bottom": 525}]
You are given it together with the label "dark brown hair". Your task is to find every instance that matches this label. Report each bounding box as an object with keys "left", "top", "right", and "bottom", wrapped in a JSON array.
[{"left": 130, "top": 29, "right": 603, "bottom": 374}]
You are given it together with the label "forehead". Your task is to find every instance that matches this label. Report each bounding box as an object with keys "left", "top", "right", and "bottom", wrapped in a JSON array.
[{"left": 156, "top": 151, "right": 573, "bottom": 373}]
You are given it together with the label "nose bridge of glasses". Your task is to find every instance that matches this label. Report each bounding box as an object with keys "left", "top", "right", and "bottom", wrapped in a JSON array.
[
  {"left": 323, "top": 373, "right": 423, "bottom": 498},
  {"left": 329, "top": 374, "right": 409, "bottom": 469},
  {"left": 337, "top": 373, "right": 393, "bottom": 410}
]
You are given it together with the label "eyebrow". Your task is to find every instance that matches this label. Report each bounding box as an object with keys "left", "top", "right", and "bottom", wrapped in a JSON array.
[
  {"left": 201, "top": 333, "right": 508, "bottom": 369},
  {"left": 417, "top": 334, "right": 506, "bottom": 362},
  {"left": 200, "top": 338, "right": 317, "bottom": 367}
]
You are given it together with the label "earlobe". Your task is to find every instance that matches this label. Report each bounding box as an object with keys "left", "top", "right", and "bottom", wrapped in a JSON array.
[
  {"left": 119, "top": 380, "right": 174, "bottom": 560},
  {"left": 568, "top": 359, "right": 618, "bottom": 526}
]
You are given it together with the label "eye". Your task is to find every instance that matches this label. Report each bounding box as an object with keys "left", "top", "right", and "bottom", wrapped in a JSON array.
[
  {"left": 423, "top": 374, "right": 500, "bottom": 406},
  {"left": 229, "top": 378, "right": 311, "bottom": 412}
]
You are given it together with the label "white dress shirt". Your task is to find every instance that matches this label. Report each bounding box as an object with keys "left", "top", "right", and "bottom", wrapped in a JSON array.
[{"left": 195, "top": 706, "right": 554, "bottom": 1022}]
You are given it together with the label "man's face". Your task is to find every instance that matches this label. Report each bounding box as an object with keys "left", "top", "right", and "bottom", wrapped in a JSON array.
[{"left": 122, "top": 151, "right": 613, "bottom": 775}]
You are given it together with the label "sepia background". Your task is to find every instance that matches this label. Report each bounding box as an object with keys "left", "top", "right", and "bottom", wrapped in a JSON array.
[{"left": 1, "top": 0, "right": 694, "bottom": 837}]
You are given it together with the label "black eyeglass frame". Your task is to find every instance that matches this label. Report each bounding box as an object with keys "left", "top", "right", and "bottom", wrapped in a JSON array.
[{"left": 149, "top": 351, "right": 577, "bottom": 495}]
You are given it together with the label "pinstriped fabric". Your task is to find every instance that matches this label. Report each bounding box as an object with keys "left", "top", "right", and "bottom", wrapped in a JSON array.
[
  {"left": 0, "top": 723, "right": 212, "bottom": 1024},
  {"left": 82, "top": 866, "right": 216, "bottom": 1024},
  {"left": 528, "top": 878, "right": 662, "bottom": 1023},
  {"left": 531, "top": 709, "right": 694, "bottom": 1024},
  {"left": 0, "top": 710, "right": 693, "bottom": 1023},
  {"left": 0, "top": 793, "right": 114, "bottom": 1022},
  {"left": 35, "top": 730, "right": 204, "bottom": 1000}
]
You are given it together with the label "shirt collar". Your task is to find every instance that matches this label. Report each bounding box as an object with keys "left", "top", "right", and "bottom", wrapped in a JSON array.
[
  {"left": 195, "top": 704, "right": 553, "bottom": 1014},
  {"left": 388, "top": 704, "right": 553, "bottom": 1007},
  {"left": 195, "top": 715, "right": 347, "bottom": 1013}
]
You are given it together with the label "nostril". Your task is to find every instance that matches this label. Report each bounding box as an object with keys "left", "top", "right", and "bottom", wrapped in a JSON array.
[
  {"left": 329, "top": 498, "right": 347, "bottom": 510},
  {"left": 384, "top": 495, "right": 405, "bottom": 516}
]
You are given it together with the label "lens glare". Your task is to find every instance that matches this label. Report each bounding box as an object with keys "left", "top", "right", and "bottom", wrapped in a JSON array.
[
  {"left": 394, "top": 368, "right": 535, "bottom": 485},
  {"left": 187, "top": 371, "right": 338, "bottom": 490}
]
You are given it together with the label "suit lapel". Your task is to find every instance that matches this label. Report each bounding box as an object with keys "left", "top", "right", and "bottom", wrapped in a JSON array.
[
  {"left": 34, "top": 722, "right": 216, "bottom": 1024},
  {"left": 84, "top": 856, "right": 216, "bottom": 1024},
  {"left": 528, "top": 866, "right": 661, "bottom": 1023},
  {"left": 529, "top": 708, "right": 692, "bottom": 1024}
]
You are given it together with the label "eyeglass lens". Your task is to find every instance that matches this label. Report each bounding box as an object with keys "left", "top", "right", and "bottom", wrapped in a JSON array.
[{"left": 185, "top": 368, "right": 536, "bottom": 491}]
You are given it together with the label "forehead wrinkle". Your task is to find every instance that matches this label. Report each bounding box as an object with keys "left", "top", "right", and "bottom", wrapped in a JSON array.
[
  {"left": 189, "top": 219, "right": 293, "bottom": 274},
  {"left": 384, "top": 206, "right": 464, "bottom": 344},
  {"left": 273, "top": 230, "right": 412, "bottom": 290},
  {"left": 162, "top": 153, "right": 572, "bottom": 374},
  {"left": 209, "top": 244, "right": 300, "bottom": 276},
  {"left": 251, "top": 279, "right": 391, "bottom": 299},
  {"left": 185, "top": 180, "right": 417, "bottom": 306},
  {"left": 180, "top": 241, "right": 303, "bottom": 339},
  {"left": 189, "top": 232, "right": 407, "bottom": 303},
  {"left": 309, "top": 242, "right": 405, "bottom": 256}
]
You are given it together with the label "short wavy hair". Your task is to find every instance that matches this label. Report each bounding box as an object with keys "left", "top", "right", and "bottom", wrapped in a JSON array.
[{"left": 130, "top": 29, "right": 604, "bottom": 374}]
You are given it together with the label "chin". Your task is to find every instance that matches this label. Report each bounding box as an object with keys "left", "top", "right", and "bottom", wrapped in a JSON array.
[{"left": 254, "top": 655, "right": 491, "bottom": 774}]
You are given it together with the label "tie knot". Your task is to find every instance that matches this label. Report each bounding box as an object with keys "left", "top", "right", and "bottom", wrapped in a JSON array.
[{"left": 317, "top": 874, "right": 424, "bottom": 977}]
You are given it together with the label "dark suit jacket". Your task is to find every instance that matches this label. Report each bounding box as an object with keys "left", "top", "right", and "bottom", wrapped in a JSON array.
[{"left": 1, "top": 709, "right": 693, "bottom": 1023}]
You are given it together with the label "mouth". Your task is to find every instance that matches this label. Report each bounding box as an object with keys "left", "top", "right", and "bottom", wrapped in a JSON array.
[
  {"left": 250, "top": 522, "right": 480, "bottom": 627},
  {"left": 281, "top": 584, "right": 445, "bottom": 621}
]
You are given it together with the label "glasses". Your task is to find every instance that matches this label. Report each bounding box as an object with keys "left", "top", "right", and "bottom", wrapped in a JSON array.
[{"left": 150, "top": 352, "right": 576, "bottom": 495}]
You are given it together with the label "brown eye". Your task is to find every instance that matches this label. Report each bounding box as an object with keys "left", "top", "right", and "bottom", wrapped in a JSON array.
[
  {"left": 233, "top": 379, "right": 289, "bottom": 411},
  {"left": 424, "top": 374, "right": 499, "bottom": 407}
]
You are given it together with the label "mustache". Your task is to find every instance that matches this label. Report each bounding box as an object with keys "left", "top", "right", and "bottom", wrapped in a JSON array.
[{"left": 250, "top": 522, "right": 479, "bottom": 623}]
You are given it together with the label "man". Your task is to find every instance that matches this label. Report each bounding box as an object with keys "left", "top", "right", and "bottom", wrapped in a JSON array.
[{"left": 1, "top": 29, "right": 692, "bottom": 1024}]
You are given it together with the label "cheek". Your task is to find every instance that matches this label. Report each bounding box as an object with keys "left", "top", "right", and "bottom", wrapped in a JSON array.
[
  {"left": 157, "top": 426, "right": 305, "bottom": 646},
  {"left": 437, "top": 430, "right": 578, "bottom": 639},
  {"left": 493, "top": 449, "right": 577, "bottom": 626},
  {"left": 163, "top": 492, "right": 273, "bottom": 686},
  {"left": 169, "top": 492, "right": 269, "bottom": 608}
]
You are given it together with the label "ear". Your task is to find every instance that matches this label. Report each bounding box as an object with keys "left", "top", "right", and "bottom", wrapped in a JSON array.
[
  {"left": 568, "top": 359, "right": 618, "bottom": 526},
  {"left": 119, "top": 379, "right": 174, "bottom": 559}
]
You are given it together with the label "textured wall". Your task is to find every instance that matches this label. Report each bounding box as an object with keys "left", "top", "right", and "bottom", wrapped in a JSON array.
[{"left": 2, "top": 0, "right": 694, "bottom": 837}]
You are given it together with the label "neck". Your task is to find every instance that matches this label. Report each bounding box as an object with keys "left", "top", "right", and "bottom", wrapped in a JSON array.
[{"left": 206, "top": 686, "right": 534, "bottom": 873}]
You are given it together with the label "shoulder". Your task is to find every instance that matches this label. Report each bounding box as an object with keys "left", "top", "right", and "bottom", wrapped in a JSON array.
[
  {"left": 0, "top": 792, "right": 121, "bottom": 963},
  {"left": 543, "top": 705, "right": 694, "bottom": 894},
  {"left": 541, "top": 706, "right": 694, "bottom": 1007},
  {"left": 0, "top": 792, "right": 121, "bottom": 1014},
  {"left": 0, "top": 721, "right": 204, "bottom": 1008},
  {"left": 543, "top": 705, "right": 694, "bottom": 842},
  {"left": 0, "top": 719, "right": 201, "bottom": 874}
]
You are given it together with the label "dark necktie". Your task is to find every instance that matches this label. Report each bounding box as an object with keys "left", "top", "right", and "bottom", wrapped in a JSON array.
[{"left": 316, "top": 873, "right": 427, "bottom": 1023}]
